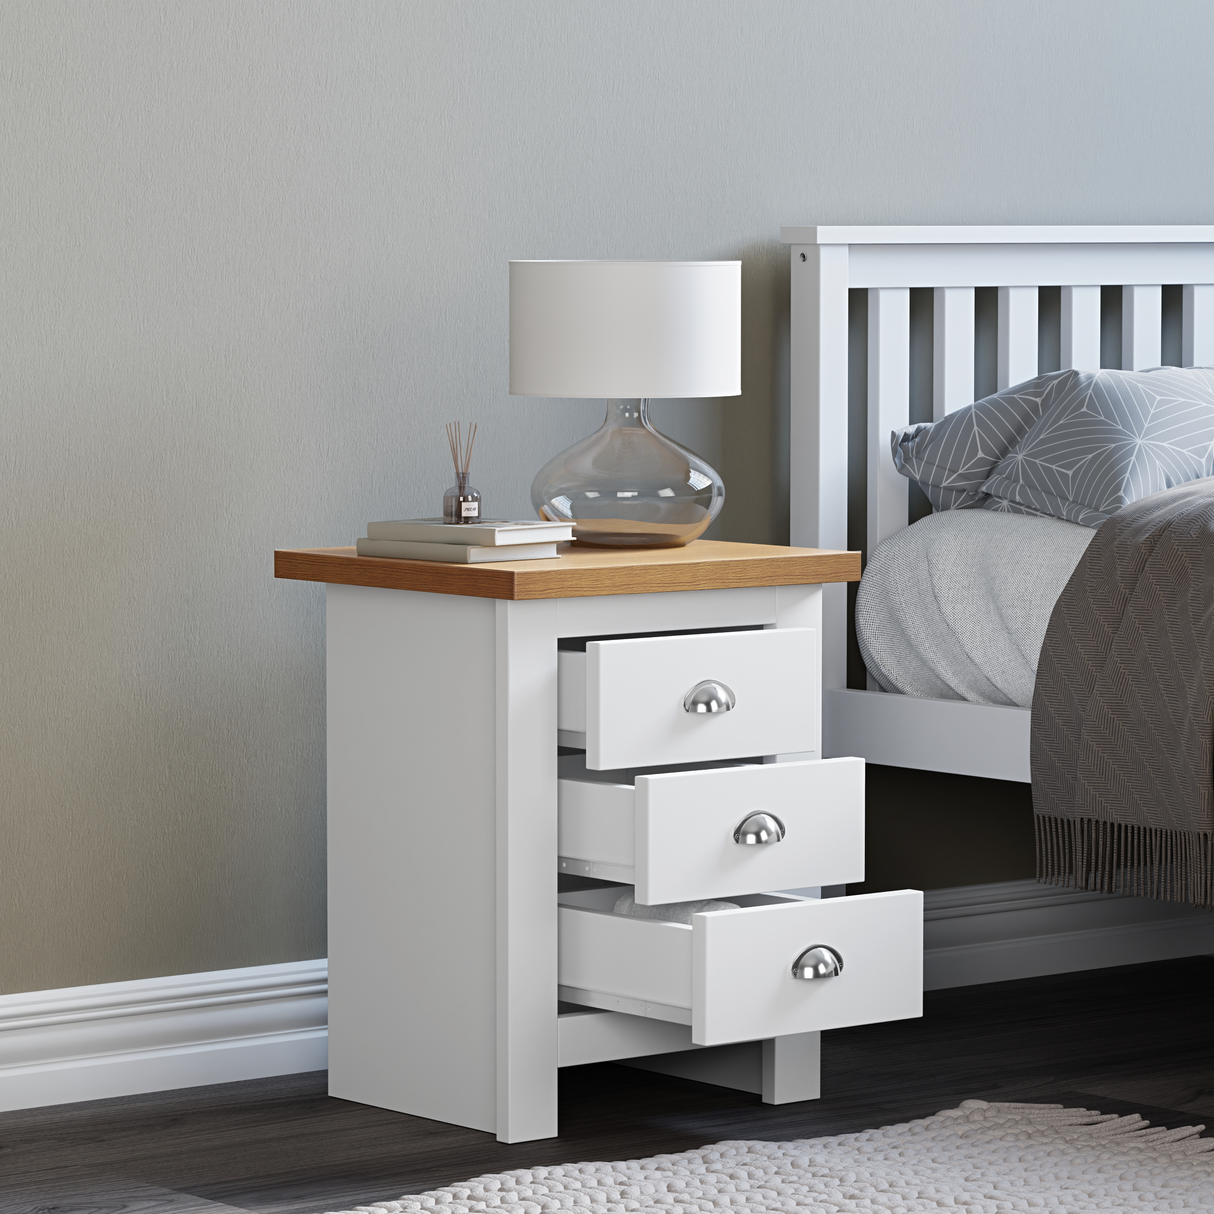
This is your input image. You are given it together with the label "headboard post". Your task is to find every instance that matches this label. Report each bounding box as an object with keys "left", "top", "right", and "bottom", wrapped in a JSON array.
[{"left": 789, "top": 242, "right": 849, "bottom": 691}]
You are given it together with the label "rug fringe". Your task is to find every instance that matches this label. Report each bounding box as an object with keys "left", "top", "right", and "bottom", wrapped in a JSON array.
[{"left": 954, "top": 1100, "right": 1212, "bottom": 1152}]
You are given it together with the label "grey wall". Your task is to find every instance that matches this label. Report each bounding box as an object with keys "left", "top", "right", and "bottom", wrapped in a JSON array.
[{"left": 3, "top": 0, "right": 1212, "bottom": 995}]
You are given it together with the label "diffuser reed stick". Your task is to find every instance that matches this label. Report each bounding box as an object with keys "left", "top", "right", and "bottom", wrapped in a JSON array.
[
  {"left": 443, "top": 422, "right": 482, "bottom": 522},
  {"left": 446, "top": 422, "right": 477, "bottom": 481}
]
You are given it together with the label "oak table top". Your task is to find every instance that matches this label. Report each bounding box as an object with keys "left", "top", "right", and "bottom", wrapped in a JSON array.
[{"left": 274, "top": 540, "right": 860, "bottom": 601}]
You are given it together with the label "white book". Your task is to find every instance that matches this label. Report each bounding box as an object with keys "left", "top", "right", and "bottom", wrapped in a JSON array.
[
  {"left": 356, "top": 538, "right": 561, "bottom": 563},
  {"left": 365, "top": 517, "right": 573, "bottom": 546}
]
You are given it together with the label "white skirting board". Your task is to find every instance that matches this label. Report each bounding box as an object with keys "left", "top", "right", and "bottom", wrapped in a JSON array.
[
  {"left": 0, "top": 958, "right": 327, "bottom": 1113},
  {"left": 4, "top": 883, "right": 1211, "bottom": 1113},
  {"left": 924, "top": 879, "right": 1214, "bottom": 990}
]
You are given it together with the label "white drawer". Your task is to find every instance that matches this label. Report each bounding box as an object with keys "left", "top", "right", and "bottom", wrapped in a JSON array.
[
  {"left": 557, "top": 627, "right": 818, "bottom": 770},
  {"left": 558, "top": 756, "right": 864, "bottom": 903},
  {"left": 558, "top": 886, "right": 922, "bottom": 1047}
]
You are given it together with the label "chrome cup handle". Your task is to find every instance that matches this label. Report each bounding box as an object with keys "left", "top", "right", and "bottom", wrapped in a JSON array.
[
  {"left": 683, "top": 680, "right": 735, "bottom": 714},
  {"left": 733, "top": 812, "right": 785, "bottom": 845},
  {"left": 792, "top": 944, "right": 844, "bottom": 980}
]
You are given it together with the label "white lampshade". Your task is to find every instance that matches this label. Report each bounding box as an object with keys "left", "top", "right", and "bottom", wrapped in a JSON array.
[{"left": 509, "top": 260, "right": 741, "bottom": 398}]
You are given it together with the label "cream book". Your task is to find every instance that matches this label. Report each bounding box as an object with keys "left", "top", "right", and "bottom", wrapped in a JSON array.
[
  {"left": 355, "top": 538, "right": 561, "bottom": 563},
  {"left": 365, "top": 518, "right": 573, "bottom": 545}
]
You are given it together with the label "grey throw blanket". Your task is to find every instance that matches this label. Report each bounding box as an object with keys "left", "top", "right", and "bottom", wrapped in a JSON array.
[{"left": 1032, "top": 480, "right": 1214, "bottom": 907}]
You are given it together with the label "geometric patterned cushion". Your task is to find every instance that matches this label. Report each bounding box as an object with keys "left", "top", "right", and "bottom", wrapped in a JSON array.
[
  {"left": 891, "top": 367, "right": 1214, "bottom": 527},
  {"left": 980, "top": 366, "right": 1214, "bottom": 526},
  {"left": 891, "top": 374, "right": 1063, "bottom": 512}
]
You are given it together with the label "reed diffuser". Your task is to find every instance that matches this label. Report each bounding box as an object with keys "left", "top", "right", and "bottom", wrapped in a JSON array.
[{"left": 443, "top": 422, "right": 482, "bottom": 523}]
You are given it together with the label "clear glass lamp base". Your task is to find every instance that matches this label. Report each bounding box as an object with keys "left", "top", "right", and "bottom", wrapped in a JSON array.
[{"left": 531, "top": 399, "right": 724, "bottom": 548}]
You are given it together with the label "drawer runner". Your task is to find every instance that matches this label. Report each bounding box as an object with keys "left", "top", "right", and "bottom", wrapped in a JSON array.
[
  {"left": 558, "top": 856, "right": 636, "bottom": 884},
  {"left": 557, "top": 985, "right": 692, "bottom": 1026}
]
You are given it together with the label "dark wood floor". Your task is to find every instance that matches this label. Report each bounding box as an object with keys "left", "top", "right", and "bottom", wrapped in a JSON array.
[{"left": 6, "top": 956, "right": 1214, "bottom": 1214}]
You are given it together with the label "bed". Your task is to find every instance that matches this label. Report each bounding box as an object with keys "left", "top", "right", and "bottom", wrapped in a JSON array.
[{"left": 781, "top": 225, "right": 1214, "bottom": 784}]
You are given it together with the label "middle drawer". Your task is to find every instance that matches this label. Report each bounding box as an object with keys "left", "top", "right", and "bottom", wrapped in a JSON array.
[{"left": 558, "top": 755, "right": 864, "bottom": 904}]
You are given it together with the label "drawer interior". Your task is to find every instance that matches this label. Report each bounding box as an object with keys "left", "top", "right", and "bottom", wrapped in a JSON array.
[
  {"left": 558, "top": 884, "right": 803, "bottom": 915},
  {"left": 557, "top": 884, "right": 809, "bottom": 1024},
  {"left": 558, "top": 650, "right": 588, "bottom": 735},
  {"left": 557, "top": 753, "right": 757, "bottom": 784}
]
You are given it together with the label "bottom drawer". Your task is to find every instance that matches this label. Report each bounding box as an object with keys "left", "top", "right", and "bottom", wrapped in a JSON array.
[{"left": 558, "top": 885, "right": 922, "bottom": 1047}]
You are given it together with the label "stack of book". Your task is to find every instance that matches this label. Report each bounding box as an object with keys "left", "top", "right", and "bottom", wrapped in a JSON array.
[{"left": 356, "top": 518, "right": 573, "bottom": 563}]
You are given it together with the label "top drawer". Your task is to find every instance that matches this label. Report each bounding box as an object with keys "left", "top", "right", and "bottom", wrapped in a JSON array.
[{"left": 558, "top": 627, "right": 818, "bottom": 770}]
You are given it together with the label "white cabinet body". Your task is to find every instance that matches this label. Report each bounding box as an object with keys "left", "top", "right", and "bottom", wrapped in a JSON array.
[
  {"left": 325, "top": 574, "right": 917, "bottom": 1143},
  {"left": 327, "top": 587, "right": 560, "bottom": 1141}
]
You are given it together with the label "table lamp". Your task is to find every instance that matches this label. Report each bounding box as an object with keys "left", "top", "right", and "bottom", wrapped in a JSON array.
[{"left": 509, "top": 260, "right": 741, "bottom": 547}]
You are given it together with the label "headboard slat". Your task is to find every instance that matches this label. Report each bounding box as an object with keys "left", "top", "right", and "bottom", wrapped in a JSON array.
[
  {"left": 997, "top": 286, "right": 1039, "bottom": 388},
  {"left": 1060, "top": 285, "right": 1102, "bottom": 370},
  {"left": 1122, "top": 285, "right": 1163, "bottom": 369},
  {"left": 867, "top": 288, "right": 910, "bottom": 560},
  {"left": 932, "top": 288, "right": 975, "bottom": 419},
  {"left": 1182, "top": 285, "right": 1214, "bottom": 366}
]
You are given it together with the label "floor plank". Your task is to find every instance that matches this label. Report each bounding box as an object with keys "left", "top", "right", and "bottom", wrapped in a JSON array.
[
  {"left": 3, "top": 956, "right": 1213, "bottom": 1213},
  {"left": 0, "top": 1168, "right": 250, "bottom": 1214}
]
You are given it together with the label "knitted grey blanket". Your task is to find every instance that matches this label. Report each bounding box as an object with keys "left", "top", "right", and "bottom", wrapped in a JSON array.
[{"left": 1033, "top": 481, "right": 1214, "bottom": 907}]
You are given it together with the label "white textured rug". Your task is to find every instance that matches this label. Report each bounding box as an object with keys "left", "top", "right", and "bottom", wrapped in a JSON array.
[{"left": 325, "top": 1101, "right": 1214, "bottom": 1213}]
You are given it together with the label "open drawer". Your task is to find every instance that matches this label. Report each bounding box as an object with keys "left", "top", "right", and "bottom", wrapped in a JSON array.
[
  {"left": 557, "top": 627, "right": 818, "bottom": 769},
  {"left": 558, "top": 885, "right": 922, "bottom": 1047},
  {"left": 558, "top": 755, "right": 864, "bottom": 903}
]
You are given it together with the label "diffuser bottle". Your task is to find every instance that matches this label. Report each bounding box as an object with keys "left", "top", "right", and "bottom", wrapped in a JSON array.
[{"left": 443, "top": 473, "right": 482, "bottom": 523}]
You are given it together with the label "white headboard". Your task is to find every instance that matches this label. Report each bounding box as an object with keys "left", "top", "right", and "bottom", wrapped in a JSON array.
[{"left": 780, "top": 225, "right": 1214, "bottom": 779}]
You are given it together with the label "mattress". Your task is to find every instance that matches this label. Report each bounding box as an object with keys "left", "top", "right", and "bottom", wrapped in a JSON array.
[{"left": 855, "top": 510, "right": 1095, "bottom": 707}]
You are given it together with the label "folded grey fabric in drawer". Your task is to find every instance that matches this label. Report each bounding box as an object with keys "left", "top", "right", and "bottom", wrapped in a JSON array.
[
  {"left": 613, "top": 893, "right": 739, "bottom": 923},
  {"left": 856, "top": 510, "right": 1094, "bottom": 707}
]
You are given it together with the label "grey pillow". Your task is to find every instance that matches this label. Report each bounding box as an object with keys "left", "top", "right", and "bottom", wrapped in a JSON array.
[
  {"left": 892, "top": 367, "right": 1214, "bottom": 527},
  {"left": 891, "top": 375, "right": 1061, "bottom": 512},
  {"left": 980, "top": 367, "right": 1214, "bottom": 526}
]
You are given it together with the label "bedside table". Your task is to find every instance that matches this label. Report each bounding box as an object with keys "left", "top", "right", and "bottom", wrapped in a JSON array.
[{"left": 275, "top": 540, "right": 923, "bottom": 1143}]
